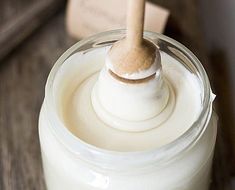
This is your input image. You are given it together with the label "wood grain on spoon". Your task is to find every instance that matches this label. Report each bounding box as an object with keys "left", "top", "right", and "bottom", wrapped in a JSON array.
[{"left": 108, "top": 0, "right": 159, "bottom": 79}]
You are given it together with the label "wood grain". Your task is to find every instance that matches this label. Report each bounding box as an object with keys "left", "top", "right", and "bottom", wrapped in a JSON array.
[
  {"left": 0, "top": 13, "right": 74, "bottom": 190},
  {"left": 0, "top": 0, "right": 65, "bottom": 60}
]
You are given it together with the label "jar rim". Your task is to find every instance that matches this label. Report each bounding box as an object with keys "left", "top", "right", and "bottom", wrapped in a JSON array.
[{"left": 44, "top": 30, "right": 213, "bottom": 170}]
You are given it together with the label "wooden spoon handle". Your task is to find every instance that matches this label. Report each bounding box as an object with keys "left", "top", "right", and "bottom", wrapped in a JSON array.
[{"left": 126, "top": 0, "right": 146, "bottom": 47}]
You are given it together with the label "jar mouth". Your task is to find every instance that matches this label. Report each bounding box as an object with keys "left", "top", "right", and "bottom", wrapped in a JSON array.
[{"left": 44, "top": 30, "right": 213, "bottom": 170}]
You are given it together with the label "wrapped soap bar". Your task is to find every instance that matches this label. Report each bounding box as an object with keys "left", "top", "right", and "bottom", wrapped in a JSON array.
[{"left": 66, "top": 0, "right": 169, "bottom": 38}]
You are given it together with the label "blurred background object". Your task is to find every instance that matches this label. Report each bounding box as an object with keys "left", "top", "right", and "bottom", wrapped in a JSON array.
[
  {"left": 199, "top": 1, "right": 235, "bottom": 177},
  {"left": 0, "top": 0, "right": 234, "bottom": 189},
  {"left": 66, "top": 0, "right": 169, "bottom": 38},
  {"left": 0, "top": 0, "right": 66, "bottom": 60}
]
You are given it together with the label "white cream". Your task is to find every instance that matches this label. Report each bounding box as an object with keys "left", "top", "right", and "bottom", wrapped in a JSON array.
[
  {"left": 39, "top": 45, "right": 217, "bottom": 190},
  {"left": 92, "top": 66, "right": 170, "bottom": 126},
  {"left": 96, "top": 46, "right": 168, "bottom": 123},
  {"left": 58, "top": 48, "right": 202, "bottom": 151}
]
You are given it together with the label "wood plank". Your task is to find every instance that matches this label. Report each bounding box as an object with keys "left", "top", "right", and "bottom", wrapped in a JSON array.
[
  {"left": 0, "top": 0, "right": 65, "bottom": 60},
  {"left": 0, "top": 13, "right": 75, "bottom": 190}
]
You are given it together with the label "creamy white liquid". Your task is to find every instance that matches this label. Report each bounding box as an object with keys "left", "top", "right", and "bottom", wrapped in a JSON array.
[
  {"left": 61, "top": 47, "right": 201, "bottom": 151},
  {"left": 93, "top": 59, "right": 170, "bottom": 126},
  {"left": 39, "top": 46, "right": 217, "bottom": 190}
]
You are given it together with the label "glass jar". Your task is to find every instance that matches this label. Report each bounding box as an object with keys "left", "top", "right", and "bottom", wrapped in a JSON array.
[{"left": 39, "top": 30, "right": 217, "bottom": 190}]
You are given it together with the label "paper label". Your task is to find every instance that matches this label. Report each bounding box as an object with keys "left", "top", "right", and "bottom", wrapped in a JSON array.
[{"left": 66, "top": 0, "right": 169, "bottom": 38}]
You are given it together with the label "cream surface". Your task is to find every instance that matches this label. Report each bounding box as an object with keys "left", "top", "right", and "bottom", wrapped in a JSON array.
[
  {"left": 92, "top": 67, "right": 170, "bottom": 127},
  {"left": 39, "top": 45, "right": 217, "bottom": 190},
  {"left": 61, "top": 48, "right": 202, "bottom": 151}
]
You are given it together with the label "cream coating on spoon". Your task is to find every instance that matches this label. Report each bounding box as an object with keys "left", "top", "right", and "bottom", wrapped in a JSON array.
[
  {"left": 93, "top": 0, "right": 170, "bottom": 129},
  {"left": 92, "top": 50, "right": 170, "bottom": 127}
]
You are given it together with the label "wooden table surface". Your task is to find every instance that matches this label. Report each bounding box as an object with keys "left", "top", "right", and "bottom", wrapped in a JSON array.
[
  {"left": 0, "top": 12, "right": 74, "bottom": 189},
  {"left": 0, "top": 2, "right": 233, "bottom": 190}
]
